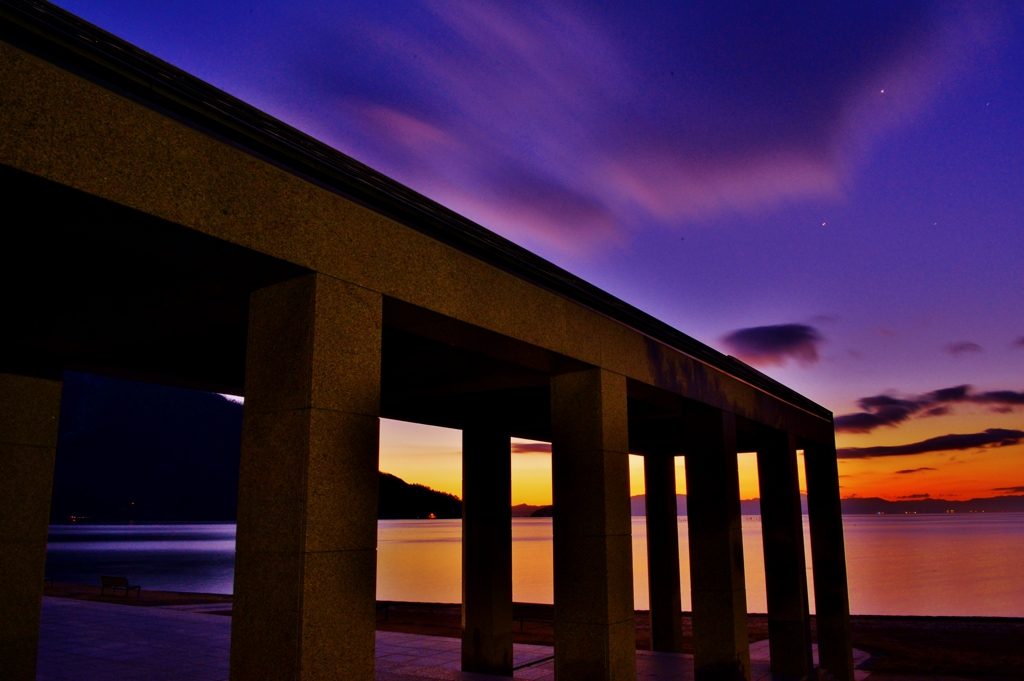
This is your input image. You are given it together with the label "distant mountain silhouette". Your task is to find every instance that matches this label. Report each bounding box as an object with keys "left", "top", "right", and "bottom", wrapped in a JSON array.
[
  {"left": 512, "top": 503, "right": 544, "bottom": 517},
  {"left": 530, "top": 493, "right": 1024, "bottom": 517},
  {"left": 838, "top": 495, "right": 1024, "bottom": 514},
  {"left": 530, "top": 495, "right": 804, "bottom": 518},
  {"left": 626, "top": 494, "right": 807, "bottom": 516},
  {"left": 378, "top": 472, "right": 461, "bottom": 519}
]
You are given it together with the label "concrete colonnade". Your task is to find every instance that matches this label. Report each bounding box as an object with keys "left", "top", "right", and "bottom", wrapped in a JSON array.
[
  {"left": 757, "top": 430, "right": 814, "bottom": 680},
  {"left": 0, "top": 357, "right": 856, "bottom": 681},
  {"left": 0, "top": 276, "right": 854, "bottom": 681},
  {"left": 641, "top": 424, "right": 855, "bottom": 681},
  {"left": 683, "top": 411, "right": 751, "bottom": 681},
  {"left": 229, "top": 273, "right": 383, "bottom": 681},
  {"left": 461, "top": 422, "right": 513, "bottom": 675},
  {"left": 0, "top": 339, "right": 854, "bottom": 681},
  {"left": 0, "top": 374, "right": 63, "bottom": 680},
  {"left": 223, "top": 277, "right": 644, "bottom": 681},
  {"left": 643, "top": 452, "right": 685, "bottom": 654},
  {"left": 550, "top": 368, "right": 637, "bottom": 680},
  {"left": 805, "top": 441, "right": 855, "bottom": 680},
  {"left": 459, "top": 367, "right": 641, "bottom": 681}
]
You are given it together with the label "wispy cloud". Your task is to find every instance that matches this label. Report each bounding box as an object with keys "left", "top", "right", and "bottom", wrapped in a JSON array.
[
  {"left": 838, "top": 428, "right": 1024, "bottom": 459},
  {"left": 835, "top": 384, "right": 1024, "bottom": 433},
  {"left": 283, "top": 1, "right": 1003, "bottom": 252},
  {"left": 993, "top": 485, "right": 1024, "bottom": 493},
  {"left": 946, "top": 341, "right": 983, "bottom": 356},
  {"left": 722, "top": 324, "right": 823, "bottom": 367},
  {"left": 896, "top": 467, "right": 937, "bottom": 474},
  {"left": 897, "top": 493, "right": 931, "bottom": 499}
]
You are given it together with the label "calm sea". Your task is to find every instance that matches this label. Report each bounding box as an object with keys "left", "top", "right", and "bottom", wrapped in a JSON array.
[{"left": 45, "top": 514, "right": 1024, "bottom": 617}]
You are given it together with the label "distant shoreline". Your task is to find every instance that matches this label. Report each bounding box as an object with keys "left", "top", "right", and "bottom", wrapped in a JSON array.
[
  {"left": 523, "top": 495, "right": 1024, "bottom": 518},
  {"left": 48, "top": 508, "right": 1024, "bottom": 525}
]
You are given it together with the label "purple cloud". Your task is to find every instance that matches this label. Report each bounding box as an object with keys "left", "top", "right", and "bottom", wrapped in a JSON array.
[
  {"left": 838, "top": 428, "right": 1024, "bottom": 459},
  {"left": 976, "top": 391, "right": 1024, "bottom": 405},
  {"left": 844, "top": 394, "right": 923, "bottom": 430},
  {"left": 930, "top": 385, "right": 973, "bottom": 401},
  {"left": 946, "top": 341, "right": 983, "bottom": 356},
  {"left": 835, "top": 384, "right": 1024, "bottom": 433},
  {"left": 1014, "top": 337, "right": 1024, "bottom": 350},
  {"left": 721, "top": 324, "right": 823, "bottom": 367},
  {"left": 279, "top": 1, "right": 1002, "bottom": 252},
  {"left": 896, "top": 467, "right": 937, "bottom": 474}
]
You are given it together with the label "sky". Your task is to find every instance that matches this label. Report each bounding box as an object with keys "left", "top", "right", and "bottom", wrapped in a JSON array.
[{"left": 57, "top": 0, "right": 1024, "bottom": 504}]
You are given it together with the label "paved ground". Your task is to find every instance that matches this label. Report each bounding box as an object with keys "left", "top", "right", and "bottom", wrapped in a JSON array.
[
  {"left": 38, "top": 597, "right": 230, "bottom": 681},
  {"left": 37, "top": 597, "right": 869, "bottom": 680}
]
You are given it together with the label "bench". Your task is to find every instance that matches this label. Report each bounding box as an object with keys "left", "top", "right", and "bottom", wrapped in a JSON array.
[
  {"left": 512, "top": 602, "right": 554, "bottom": 631},
  {"left": 100, "top": 575, "right": 141, "bottom": 597}
]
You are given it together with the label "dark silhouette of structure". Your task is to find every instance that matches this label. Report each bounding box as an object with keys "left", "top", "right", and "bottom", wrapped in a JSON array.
[{"left": 0, "top": 2, "right": 853, "bottom": 680}]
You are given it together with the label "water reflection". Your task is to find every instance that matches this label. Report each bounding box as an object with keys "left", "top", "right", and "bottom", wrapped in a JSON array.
[
  {"left": 45, "top": 523, "right": 236, "bottom": 594},
  {"left": 45, "top": 514, "right": 1024, "bottom": 616},
  {"left": 842, "top": 514, "right": 1024, "bottom": 617},
  {"left": 380, "top": 515, "right": 1024, "bottom": 616}
]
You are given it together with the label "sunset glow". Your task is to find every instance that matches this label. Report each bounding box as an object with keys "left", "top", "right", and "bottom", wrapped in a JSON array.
[
  {"left": 382, "top": 409, "right": 1024, "bottom": 504},
  {"left": 382, "top": 423, "right": 820, "bottom": 506}
]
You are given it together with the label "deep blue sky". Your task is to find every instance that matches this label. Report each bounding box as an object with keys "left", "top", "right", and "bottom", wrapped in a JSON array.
[{"left": 54, "top": 1, "right": 1024, "bottom": 498}]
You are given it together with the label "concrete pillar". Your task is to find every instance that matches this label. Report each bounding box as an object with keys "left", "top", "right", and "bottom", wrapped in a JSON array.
[
  {"left": 684, "top": 409, "right": 750, "bottom": 681},
  {"left": 0, "top": 373, "right": 62, "bottom": 681},
  {"left": 550, "top": 368, "right": 636, "bottom": 681},
  {"left": 756, "top": 430, "right": 813, "bottom": 680},
  {"left": 229, "top": 274, "right": 382, "bottom": 681},
  {"left": 804, "top": 439, "right": 855, "bottom": 681},
  {"left": 461, "top": 423, "right": 513, "bottom": 675},
  {"left": 643, "top": 452, "right": 684, "bottom": 653}
]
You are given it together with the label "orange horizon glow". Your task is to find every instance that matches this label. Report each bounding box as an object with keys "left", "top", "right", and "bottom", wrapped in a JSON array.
[
  {"left": 834, "top": 405, "right": 1024, "bottom": 501},
  {"left": 379, "top": 412, "right": 1023, "bottom": 504}
]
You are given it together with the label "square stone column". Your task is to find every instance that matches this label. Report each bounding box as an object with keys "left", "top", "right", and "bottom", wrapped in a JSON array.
[
  {"left": 551, "top": 368, "right": 636, "bottom": 681},
  {"left": 643, "top": 452, "right": 684, "bottom": 653},
  {"left": 229, "top": 274, "right": 382, "bottom": 681},
  {"left": 461, "top": 423, "right": 513, "bottom": 675},
  {"left": 804, "top": 438, "right": 855, "bottom": 681},
  {"left": 684, "top": 409, "right": 750, "bottom": 681},
  {"left": 0, "top": 373, "right": 62, "bottom": 681},
  {"left": 756, "top": 430, "right": 813, "bottom": 680}
]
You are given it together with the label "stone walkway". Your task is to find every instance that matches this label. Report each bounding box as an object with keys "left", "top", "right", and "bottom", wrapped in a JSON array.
[{"left": 37, "top": 597, "right": 869, "bottom": 680}]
